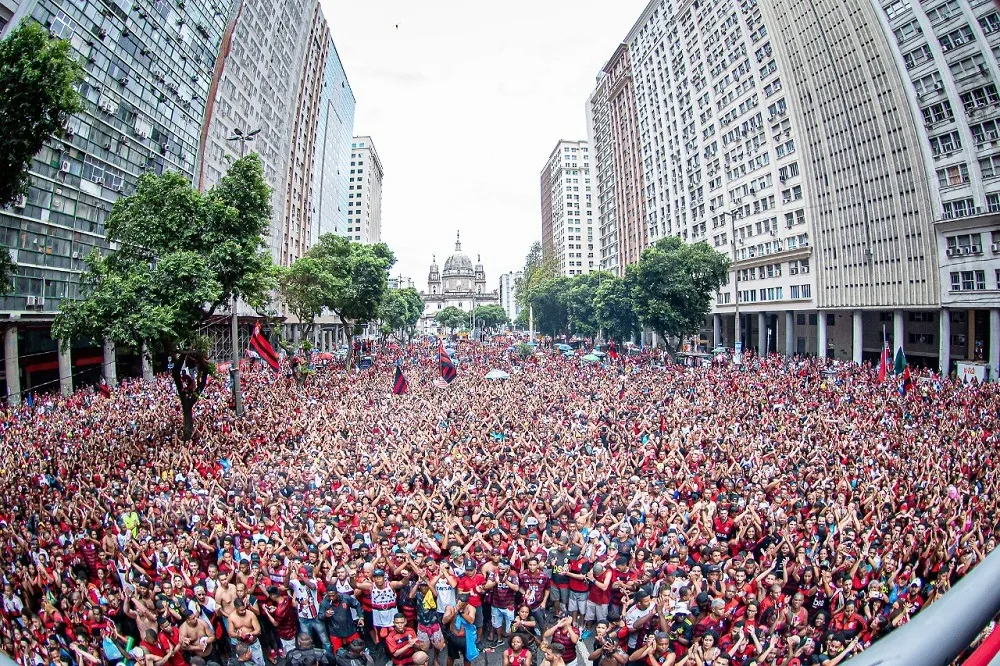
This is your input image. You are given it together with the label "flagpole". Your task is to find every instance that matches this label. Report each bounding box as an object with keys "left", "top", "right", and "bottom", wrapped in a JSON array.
[{"left": 231, "top": 294, "right": 244, "bottom": 417}]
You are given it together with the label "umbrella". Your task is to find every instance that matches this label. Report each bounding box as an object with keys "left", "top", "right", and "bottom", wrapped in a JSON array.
[
  {"left": 555, "top": 343, "right": 572, "bottom": 351},
  {"left": 589, "top": 350, "right": 606, "bottom": 357},
  {"left": 582, "top": 354, "right": 601, "bottom": 363},
  {"left": 316, "top": 352, "right": 334, "bottom": 361},
  {"left": 485, "top": 369, "right": 510, "bottom": 380}
]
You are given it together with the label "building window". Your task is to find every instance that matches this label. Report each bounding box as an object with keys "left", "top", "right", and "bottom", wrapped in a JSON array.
[
  {"left": 950, "top": 270, "right": 986, "bottom": 290},
  {"left": 926, "top": 0, "right": 960, "bottom": 24},
  {"left": 987, "top": 193, "right": 1000, "bottom": 213},
  {"left": 903, "top": 44, "right": 933, "bottom": 69},
  {"left": 980, "top": 11, "right": 1000, "bottom": 34},
  {"left": 921, "top": 100, "right": 954, "bottom": 125},
  {"left": 971, "top": 119, "right": 1000, "bottom": 146},
  {"left": 947, "top": 233, "right": 983, "bottom": 251},
  {"left": 939, "top": 25, "right": 975, "bottom": 51},
  {"left": 942, "top": 199, "right": 976, "bottom": 219},
  {"left": 894, "top": 19, "right": 922, "bottom": 43},
  {"left": 937, "top": 163, "right": 970, "bottom": 187},
  {"left": 929, "top": 131, "right": 962, "bottom": 156},
  {"left": 909, "top": 333, "right": 935, "bottom": 345},
  {"left": 960, "top": 84, "right": 999, "bottom": 113},
  {"left": 981, "top": 155, "right": 1000, "bottom": 179}
]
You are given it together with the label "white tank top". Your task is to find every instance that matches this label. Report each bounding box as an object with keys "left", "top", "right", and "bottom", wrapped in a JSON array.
[{"left": 435, "top": 577, "right": 456, "bottom": 610}]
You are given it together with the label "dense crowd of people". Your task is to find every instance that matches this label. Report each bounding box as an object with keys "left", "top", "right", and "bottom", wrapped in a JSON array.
[{"left": 0, "top": 337, "right": 998, "bottom": 666}]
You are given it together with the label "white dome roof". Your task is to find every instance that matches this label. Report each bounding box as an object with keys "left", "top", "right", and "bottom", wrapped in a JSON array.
[{"left": 442, "top": 231, "right": 474, "bottom": 274}]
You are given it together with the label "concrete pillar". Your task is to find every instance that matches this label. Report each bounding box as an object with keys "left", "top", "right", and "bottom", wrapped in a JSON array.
[
  {"left": 785, "top": 311, "right": 795, "bottom": 356},
  {"left": 734, "top": 312, "right": 742, "bottom": 351},
  {"left": 713, "top": 314, "right": 722, "bottom": 348},
  {"left": 939, "top": 310, "right": 951, "bottom": 377},
  {"left": 852, "top": 310, "right": 863, "bottom": 365},
  {"left": 292, "top": 325, "right": 301, "bottom": 344},
  {"left": 758, "top": 312, "right": 768, "bottom": 355},
  {"left": 4, "top": 327, "right": 20, "bottom": 406},
  {"left": 990, "top": 309, "right": 1000, "bottom": 382},
  {"left": 967, "top": 309, "right": 975, "bottom": 361},
  {"left": 103, "top": 339, "right": 117, "bottom": 387},
  {"left": 57, "top": 339, "right": 72, "bottom": 397},
  {"left": 893, "top": 309, "right": 905, "bottom": 355},
  {"left": 141, "top": 342, "right": 154, "bottom": 381},
  {"left": 817, "top": 311, "right": 828, "bottom": 359}
]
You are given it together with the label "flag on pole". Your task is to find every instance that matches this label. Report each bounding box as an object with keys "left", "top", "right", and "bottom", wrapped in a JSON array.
[
  {"left": 392, "top": 365, "right": 409, "bottom": 395},
  {"left": 899, "top": 365, "right": 912, "bottom": 395},
  {"left": 433, "top": 377, "right": 450, "bottom": 389},
  {"left": 608, "top": 341, "right": 619, "bottom": 361},
  {"left": 876, "top": 326, "right": 890, "bottom": 382},
  {"left": 438, "top": 340, "right": 457, "bottom": 384},
  {"left": 249, "top": 323, "right": 280, "bottom": 372},
  {"left": 893, "top": 347, "right": 907, "bottom": 376}
]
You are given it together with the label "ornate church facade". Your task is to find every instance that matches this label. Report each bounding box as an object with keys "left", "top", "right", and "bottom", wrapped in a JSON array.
[{"left": 420, "top": 231, "right": 500, "bottom": 334}]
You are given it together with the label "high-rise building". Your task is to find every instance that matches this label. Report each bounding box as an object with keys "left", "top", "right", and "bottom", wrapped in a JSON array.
[
  {"left": 595, "top": 0, "right": 998, "bottom": 376},
  {"left": 310, "top": 42, "right": 354, "bottom": 242},
  {"left": 587, "top": 74, "right": 618, "bottom": 274},
  {"left": 539, "top": 140, "right": 595, "bottom": 276},
  {"left": 588, "top": 44, "right": 647, "bottom": 277},
  {"left": 347, "top": 136, "right": 382, "bottom": 243},
  {"left": 0, "top": 0, "right": 237, "bottom": 397},
  {"left": 498, "top": 271, "right": 522, "bottom": 324}
]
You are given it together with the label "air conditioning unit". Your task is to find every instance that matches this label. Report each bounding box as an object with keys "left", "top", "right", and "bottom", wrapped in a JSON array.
[
  {"left": 72, "top": 251, "right": 79, "bottom": 259},
  {"left": 962, "top": 246, "right": 973, "bottom": 254},
  {"left": 13, "top": 195, "right": 26, "bottom": 209},
  {"left": 60, "top": 161, "right": 70, "bottom": 173},
  {"left": 971, "top": 244, "right": 981, "bottom": 253},
  {"left": 801, "top": 266, "right": 809, "bottom": 273},
  {"left": 25, "top": 296, "right": 37, "bottom": 307},
  {"left": 946, "top": 247, "right": 957, "bottom": 256},
  {"left": 94, "top": 177, "right": 104, "bottom": 186},
  {"left": 934, "top": 83, "right": 944, "bottom": 91}
]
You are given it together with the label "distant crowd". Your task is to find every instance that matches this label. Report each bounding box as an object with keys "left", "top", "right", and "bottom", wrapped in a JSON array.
[{"left": 0, "top": 340, "right": 997, "bottom": 666}]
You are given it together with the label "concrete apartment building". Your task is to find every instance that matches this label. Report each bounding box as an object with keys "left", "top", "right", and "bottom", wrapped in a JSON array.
[
  {"left": 346, "top": 136, "right": 382, "bottom": 243},
  {"left": 0, "top": 0, "right": 357, "bottom": 401},
  {"left": 588, "top": 0, "right": 999, "bottom": 377},
  {"left": 539, "top": 140, "right": 596, "bottom": 276},
  {"left": 498, "top": 270, "right": 523, "bottom": 325}
]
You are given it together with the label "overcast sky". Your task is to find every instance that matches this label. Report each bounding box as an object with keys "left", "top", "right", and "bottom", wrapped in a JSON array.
[{"left": 320, "top": 0, "right": 649, "bottom": 292}]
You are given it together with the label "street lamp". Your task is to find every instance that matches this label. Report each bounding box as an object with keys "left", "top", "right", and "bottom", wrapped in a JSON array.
[
  {"left": 727, "top": 210, "right": 743, "bottom": 364},
  {"left": 227, "top": 127, "right": 261, "bottom": 158},
  {"left": 224, "top": 127, "right": 260, "bottom": 417}
]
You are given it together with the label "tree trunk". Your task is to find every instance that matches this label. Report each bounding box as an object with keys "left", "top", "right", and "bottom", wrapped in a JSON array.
[
  {"left": 181, "top": 399, "right": 195, "bottom": 441},
  {"left": 341, "top": 316, "right": 354, "bottom": 369}
]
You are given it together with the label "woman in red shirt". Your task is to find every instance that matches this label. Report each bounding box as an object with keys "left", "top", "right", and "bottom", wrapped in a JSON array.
[{"left": 503, "top": 634, "right": 532, "bottom": 666}]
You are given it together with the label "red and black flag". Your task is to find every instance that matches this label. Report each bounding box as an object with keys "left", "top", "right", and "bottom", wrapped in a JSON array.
[
  {"left": 392, "top": 364, "right": 409, "bottom": 395},
  {"left": 608, "top": 341, "right": 619, "bottom": 361},
  {"left": 439, "top": 340, "right": 456, "bottom": 384},
  {"left": 249, "top": 323, "right": 280, "bottom": 372}
]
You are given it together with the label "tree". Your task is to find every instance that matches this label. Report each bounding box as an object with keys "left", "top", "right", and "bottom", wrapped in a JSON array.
[
  {"left": 526, "top": 276, "right": 571, "bottom": 337},
  {"left": 566, "top": 271, "right": 611, "bottom": 338},
  {"left": 514, "top": 241, "right": 559, "bottom": 309},
  {"left": 514, "top": 307, "right": 530, "bottom": 329},
  {"left": 435, "top": 306, "right": 468, "bottom": 333},
  {"left": 53, "top": 155, "right": 275, "bottom": 440},
  {"left": 630, "top": 237, "right": 730, "bottom": 352},
  {"left": 595, "top": 273, "right": 639, "bottom": 344},
  {"left": 306, "top": 235, "right": 395, "bottom": 368},
  {"left": 378, "top": 287, "right": 424, "bottom": 344},
  {"left": 472, "top": 304, "right": 509, "bottom": 332},
  {"left": 0, "top": 21, "right": 83, "bottom": 291},
  {"left": 278, "top": 257, "right": 331, "bottom": 343}
]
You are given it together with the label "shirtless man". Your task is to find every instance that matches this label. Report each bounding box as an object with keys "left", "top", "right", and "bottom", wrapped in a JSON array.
[
  {"left": 178, "top": 610, "right": 216, "bottom": 660},
  {"left": 215, "top": 572, "right": 238, "bottom": 635},
  {"left": 228, "top": 599, "right": 265, "bottom": 666}
]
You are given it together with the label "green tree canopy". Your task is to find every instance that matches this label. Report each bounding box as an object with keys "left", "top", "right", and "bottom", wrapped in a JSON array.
[
  {"left": 305, "top": 235, "right": 395, "bottom": 367},
  {"left": 52, "top": 155, "right": 275, "bottom": 440},
  {"left": 0, "top": 20, "right": 83, "bottom": 291},
  {"left": 515, "top": 241, "right": 559, "bottom": 309},
  {"left": 566, "top": 271, "right": 612, "bottom": 338},
  {"left": 630, "top": 237, "right": 730, "bottom": 350},
  {"left": 378, "top": 287, "right": 424, "bottom": 344},
  {"left": 595, "top": 273, "right": 639, "bottom": 344},
  {"left": 278, "top": 257, "right": 330, "bottom": 341},
  {"left": 527, "top": 275, "right": 571, "bottom": 337},
  {"left": 435, "top": 306, "right": 468, "bottom": 333},
  {"left": 473, "top": 304, "right": 509, "bottom": 332}
]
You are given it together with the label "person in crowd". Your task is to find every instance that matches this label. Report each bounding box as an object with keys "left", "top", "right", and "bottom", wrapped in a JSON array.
[{"left": 0, "top": 340, "right": 995, "bottom": 666}]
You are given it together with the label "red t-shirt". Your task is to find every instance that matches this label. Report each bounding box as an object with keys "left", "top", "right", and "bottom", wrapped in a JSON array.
[
  {"left": 457, "top": 573, "right": 486, "bottom": 607},
  {"left": 384, "top": 627, "right": 418, "bottom": 665}
]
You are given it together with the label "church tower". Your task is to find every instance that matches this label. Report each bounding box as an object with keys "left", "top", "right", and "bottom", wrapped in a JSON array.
[
  {"left": 428, "top": 254, "right": 440, "bottom": 295},
  {"left": 475, "top": 254, "right": 486, "bottom": 295}
]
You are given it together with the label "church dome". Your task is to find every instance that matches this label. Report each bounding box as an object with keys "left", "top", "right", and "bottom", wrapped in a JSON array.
[{"left": 443, "top": 232, "right": 474, "bottom": 275}]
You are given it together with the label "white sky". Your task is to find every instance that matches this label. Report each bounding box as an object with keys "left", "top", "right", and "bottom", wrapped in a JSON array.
[{"left": 320, "top": 0, "right": 650, "bottom": 291}]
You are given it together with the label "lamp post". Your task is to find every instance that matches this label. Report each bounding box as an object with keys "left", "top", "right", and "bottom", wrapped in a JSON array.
[
  {"left": 727, "top": 210, "right": 743, "bottom": 365},
  {"left": 227, "top": 127, "right": 261, "bottom": 158},
  {"left": 224, "top": 127, "right": 259, "bottom": 417}
]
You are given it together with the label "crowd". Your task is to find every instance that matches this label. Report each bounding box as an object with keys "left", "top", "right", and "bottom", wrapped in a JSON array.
[{"left": 0, "top": 337, "right": 998, "bottom": 666}]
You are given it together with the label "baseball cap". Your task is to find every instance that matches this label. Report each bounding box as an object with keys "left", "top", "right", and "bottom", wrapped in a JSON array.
[{"left": 373, "top": 569, "right": 386, "bottom": 577}]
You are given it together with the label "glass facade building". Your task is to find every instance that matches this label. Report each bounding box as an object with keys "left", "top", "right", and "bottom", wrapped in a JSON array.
[
  {"left": 310, "top": 40, "right": 355, "bottom": 242},
  {"left": 0, "top": 0, "right": 234, "bottom": 313}
]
